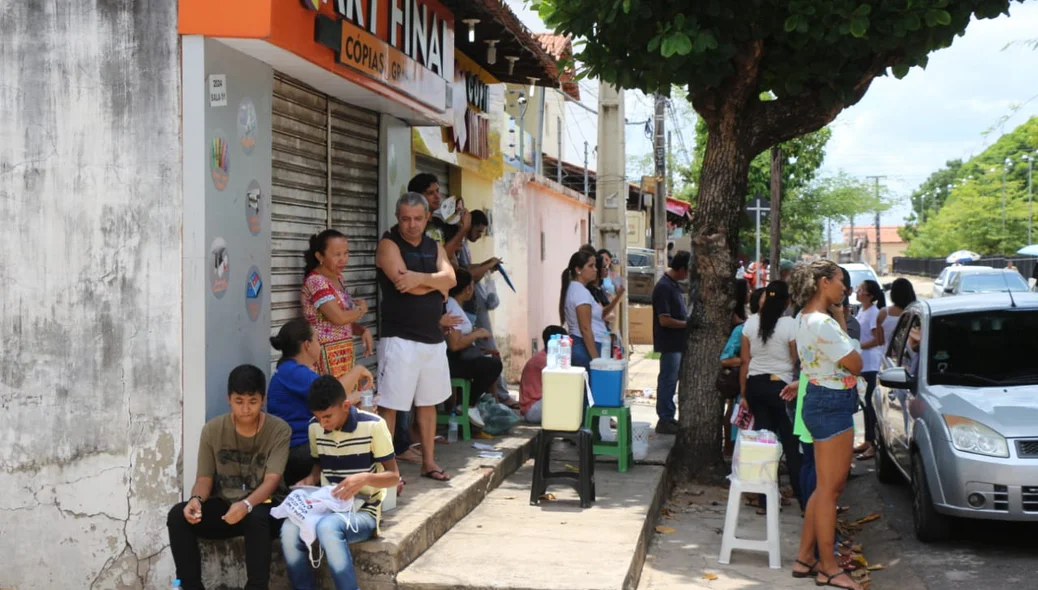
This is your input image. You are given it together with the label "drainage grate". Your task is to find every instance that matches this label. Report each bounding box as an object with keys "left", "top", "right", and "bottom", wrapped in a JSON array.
[{"left": 1017, "top": 440, "right": 1038, "bottom": 458}]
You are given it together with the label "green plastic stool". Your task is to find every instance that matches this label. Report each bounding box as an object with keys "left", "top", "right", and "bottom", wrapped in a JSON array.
[
  {"left": 584, "top": 406, "right": 633, "bottom": 472},
  {"left": 437, "top": 378, "right": 472, "bottom": 441}
]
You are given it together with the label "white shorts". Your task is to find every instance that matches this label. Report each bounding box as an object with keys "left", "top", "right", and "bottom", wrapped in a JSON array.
[{"left": 376, "top": 337, "right": 452, "bottom": 411}]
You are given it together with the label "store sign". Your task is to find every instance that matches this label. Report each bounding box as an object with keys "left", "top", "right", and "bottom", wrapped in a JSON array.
[
  {"left": 448, "top": 63, "right": 490, "bottom": 160},
  {"left": 310, "top": 0, "right": 453, "bottom": 112}
]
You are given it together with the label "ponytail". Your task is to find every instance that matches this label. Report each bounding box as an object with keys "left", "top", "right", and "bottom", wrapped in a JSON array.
[
  {"left": 303, "top": 229, "right": 347, "bottom": 279},
  {"left": 560, "top": 250, "right": 595, "bottom": 326},
  {"left": 270, "top": 318, "right": 314, "bottom": 366},
  {"left": 759, "top": 281, "right": 790, "bottom": 344}
]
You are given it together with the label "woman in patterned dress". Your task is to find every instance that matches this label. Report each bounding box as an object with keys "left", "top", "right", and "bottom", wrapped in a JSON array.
[{"left": 300, "top": 230, "right": 374, "bottom": 379}]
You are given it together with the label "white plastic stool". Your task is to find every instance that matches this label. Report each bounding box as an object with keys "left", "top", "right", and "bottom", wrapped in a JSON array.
[{"left": 718, "top": 477, "right": 781, "bottom": 569}]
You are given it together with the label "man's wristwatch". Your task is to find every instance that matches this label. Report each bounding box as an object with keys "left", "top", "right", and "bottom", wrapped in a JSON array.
[
  {"left": 189, "top": 495, "right": 203, "bottom": 506},
  {"left": 242, "top": 499, "right": 254, "bottom": 513}
]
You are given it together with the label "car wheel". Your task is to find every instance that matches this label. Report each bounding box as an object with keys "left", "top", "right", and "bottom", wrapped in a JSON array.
[
  {"left": 911, "top": 453, "right": 951, "bottom": 543},
  {"left": 874, "top": 432, "right": 901, "bottom": 484}
]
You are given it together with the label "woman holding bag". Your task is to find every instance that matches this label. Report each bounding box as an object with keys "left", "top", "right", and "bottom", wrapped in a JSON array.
[{"left": 300, "top": 230, "right": 374, "bottom": 378}]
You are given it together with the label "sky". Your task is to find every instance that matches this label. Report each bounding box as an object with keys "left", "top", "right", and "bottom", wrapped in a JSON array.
[{"left": 506, "top": 0, "right": 1038, "bottom": 227}]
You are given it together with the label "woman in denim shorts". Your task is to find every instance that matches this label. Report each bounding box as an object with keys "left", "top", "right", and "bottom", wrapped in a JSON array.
[{"left": 788, "top": 260, "right": 863, "bottom": 590}]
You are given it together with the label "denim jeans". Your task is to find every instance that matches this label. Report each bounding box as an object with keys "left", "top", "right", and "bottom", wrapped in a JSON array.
[
  {"left": 656, "top": 352, "right": 681, "bottom": 422},
  {"left": 570, "top": 336, "right": 602, "bottom": 371},
  {"left": 281, "top": 511, "right": 378, "bottom": 590}
]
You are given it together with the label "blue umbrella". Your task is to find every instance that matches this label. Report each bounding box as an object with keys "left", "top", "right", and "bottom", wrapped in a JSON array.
[
  {"left": 496, "top": 263, "right": 517, "bottom": 293},
  {"left": 1017, "top": 244, "right": 1038, "bottom": 256}
]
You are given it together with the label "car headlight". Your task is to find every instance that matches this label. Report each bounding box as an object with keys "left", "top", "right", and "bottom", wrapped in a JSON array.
[{"left": 943, "top": 415, "right": 1009, "bottom": 458}]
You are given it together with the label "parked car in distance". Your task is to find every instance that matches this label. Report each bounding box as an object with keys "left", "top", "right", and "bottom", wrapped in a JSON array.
[
  {"left": 842, "top": 262, "right": 880, "bottom": 312},
  {"left": 627, "top": 247, "right": 655, "bottom": 304},
  {"left": 871, "top": 293, "right": 1038, "bottom": 542},
  {"left": 931, "top": 265, "right": 993, "bottom": 299},
  {"left": 941, "top": 268, "right": 1029, "bottom": 297}
]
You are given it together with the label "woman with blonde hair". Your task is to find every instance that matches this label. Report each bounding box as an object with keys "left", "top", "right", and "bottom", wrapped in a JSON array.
[{"left": 788, "top": 260, "right": 863, "bottom": 590}]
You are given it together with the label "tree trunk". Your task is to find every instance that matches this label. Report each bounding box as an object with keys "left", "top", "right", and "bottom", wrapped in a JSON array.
[{"left": 671, "top": 120, "right": 756, "bottom": 482}]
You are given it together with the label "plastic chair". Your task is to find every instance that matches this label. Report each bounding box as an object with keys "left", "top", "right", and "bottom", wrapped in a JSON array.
[
  {"left": 584, "top": 406, "right": 633, "bottom": 472},
  {"left": 436, "top": 378, "right": 472, "bottom": 441},
  {"left": 529, "top": 428, "right": 595, "bottom": 508},
  {"left": 718, "top": 477, "right": 781, "bottom": 569}
]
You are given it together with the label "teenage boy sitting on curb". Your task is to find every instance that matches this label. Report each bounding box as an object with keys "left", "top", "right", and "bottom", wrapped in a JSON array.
[
  {"left": 167, "top": 364, "right": 292, "bottom": 590},
  {"left": 281, "top": 375, "right": 400, "bottom": 590}
]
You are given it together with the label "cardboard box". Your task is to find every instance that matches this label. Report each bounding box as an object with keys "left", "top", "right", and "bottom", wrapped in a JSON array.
[{"left": 628, "top": 304, "right": 654, "bottom": 345}]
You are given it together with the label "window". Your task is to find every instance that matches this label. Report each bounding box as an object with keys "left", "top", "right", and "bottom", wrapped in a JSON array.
[
  {"left": 958, "top": 273, "right": 1029, "bottom": 294},
  {"left": 899, "top": 316, "right": 922, "bottom": 378},
  {"left": 886, "top": 313, "right": 912, "bottom": 363},
  {"left": 927, "top": 310, "right": 1038, "bottom": 386}
]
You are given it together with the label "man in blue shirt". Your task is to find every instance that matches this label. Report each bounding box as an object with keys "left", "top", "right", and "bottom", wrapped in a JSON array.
[{"left": 652, "top": 251, "right": 691, "bottom": 434}]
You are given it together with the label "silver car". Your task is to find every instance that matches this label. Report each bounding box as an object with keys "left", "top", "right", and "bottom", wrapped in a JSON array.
[
  {"left": 941, "top": 268, "right": 1029, "bottom": 297},
  {"left": 872, "top": 293, "right": 1038, "bottom": 542}
]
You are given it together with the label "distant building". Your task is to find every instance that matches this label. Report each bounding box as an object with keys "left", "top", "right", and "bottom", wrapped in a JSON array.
[{"left": 842, "top": 225, "right": 908, "bottom": 273}]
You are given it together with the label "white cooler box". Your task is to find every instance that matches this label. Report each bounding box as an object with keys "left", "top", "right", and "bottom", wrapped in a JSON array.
[
  {"left": 541, "top": 366, "right": 587, "bottom": 431},
  {"left": 731, "top": 430, "right": 782, "bottom": 484}
]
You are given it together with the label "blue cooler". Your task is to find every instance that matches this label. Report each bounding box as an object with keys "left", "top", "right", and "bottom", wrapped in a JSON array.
[{"left": 589, "top": 359, "right": 627, "bottom": 407}]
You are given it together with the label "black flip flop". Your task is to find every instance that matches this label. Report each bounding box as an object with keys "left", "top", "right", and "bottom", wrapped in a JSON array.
[
  {"left": 792, "top": 559, "right": 818, "bottom": 579},
  {"left": 815, "top": 570, "right": 858, "bottom": 588},
  {"left": 421, "top": 469, "right": 451, "bottom": 482}
]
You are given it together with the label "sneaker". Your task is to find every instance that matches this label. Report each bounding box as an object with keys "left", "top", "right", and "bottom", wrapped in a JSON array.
[
  {"left": 468, "top": 407, "right": 485, "bottom": 429},
  {"left": 655, "top": 419, "right": 680, "bottom": 435}
]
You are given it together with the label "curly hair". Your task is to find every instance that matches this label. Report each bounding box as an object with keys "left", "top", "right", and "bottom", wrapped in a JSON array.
[{"left": 789, "top": 260, "right": 841, "bottom": 307}]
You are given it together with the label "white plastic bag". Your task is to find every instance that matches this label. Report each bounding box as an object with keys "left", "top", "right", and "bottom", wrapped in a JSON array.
[{"left": 271, "top": 486, "right": 357, "bottom": 566}]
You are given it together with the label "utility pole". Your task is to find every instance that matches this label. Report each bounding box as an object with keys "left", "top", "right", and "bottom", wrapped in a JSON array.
[
  {"left": 848, "top": 214, "right": 855, "bottom": 263},
  {"left": 769, "top": 146, "right": 782, "bottom": 268},
  {"left": 1028, "top": 153, "right": 1035, "bottom": 245},
  {"left": 827, "top": 219, "right": 832, "bottom": 259},
  {"left": 556, "top": 118, "right": 563, "bottom": 184},
  {"left": 583, "top": 141, "right": 590, "bottom": 197},
  {"left": 596, "top": 82, "right": 627, "bottom": 351},
  {"left": 747, "top": 197, "right": 771, "bottom": 283},
  {"left": 1003, "top": 158, "right": 1012, "bottom": 255},
  {"left": 667, "top": 130, "right": 673, "bottom": 200},
  {"left": 866, "top": 175, "right": 886, "bottom": 271},
  {"left": 653, "top": 93, "right": 667, "bottom": 281}
]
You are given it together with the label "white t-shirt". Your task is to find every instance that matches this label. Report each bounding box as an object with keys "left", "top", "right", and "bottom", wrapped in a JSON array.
[
  {"left": 445, "top": 297, "right": 473, "bottom": 335},
  {"left": 796, "top": 312, "right": 857, "bottom": 390},
  {"left": 742, "top": 314, "right": 797, "bottom": 383},
  {"left": 856, "top": 305, "right": 881, "bottom": 373},
  {"left": 564, "top": 281, "right": 608, "bottom": 341}
]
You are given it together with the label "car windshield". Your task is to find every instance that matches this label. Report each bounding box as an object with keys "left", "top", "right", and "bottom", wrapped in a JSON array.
[
  {"left": 848, "top": 270, "right": 875, "bottom": 288},
  {"left": 959, "top": 273, "right": 1028, "bottom": 293},
  {"left": 928, "top": 310, "right": 1038, "bottom": 386},
  {"left": 628, "top": 252, "right": 651, "bottom": 267}
]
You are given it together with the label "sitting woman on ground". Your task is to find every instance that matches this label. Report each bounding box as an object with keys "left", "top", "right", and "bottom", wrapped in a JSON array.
[
  {"left": 560, "top": 249, "right": 608, "bottom": 369},
  {"left": 722, "top": 278, "right": 750, "bottom": 454},
  {"left": 739, "top": 280, "right": 802, "bottom": 508},
  {"left": 789, "top": 260, "right": 864, "bottom": 590},
  {"left": 853, "top": 279, "right": 886, "bottom": 461},
  {"left": 445, "top": 268, "right": 506, "bottom": 409},
  {"left": 300, "top": 229, "right": 374, "bottom": 378},
  {"left": 268, "top": 318, "right": 375, "bottom": 486}
]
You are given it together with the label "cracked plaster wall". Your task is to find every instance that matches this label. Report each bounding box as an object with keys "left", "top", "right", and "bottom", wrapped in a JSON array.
[{"left": 0, "top": 2, "right": 182, "bottom": 589}]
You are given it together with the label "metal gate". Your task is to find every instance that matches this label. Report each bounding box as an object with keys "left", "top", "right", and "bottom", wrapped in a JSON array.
[{"left": 270, "top": 73, "right": 380, "bottom": 370}]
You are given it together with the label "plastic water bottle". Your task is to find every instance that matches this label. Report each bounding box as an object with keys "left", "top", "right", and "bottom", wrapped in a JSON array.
[
  {"left": 172, "top": 580, "right": 182, "bottom": 589},
  {"left": 547, "top": 335, "right": 560, "bottom": 369},
  {"left": 447, "top": 414, "right": 458, "bottom": 443},
  {"left": 559, "top": 336, "right": 572, "bottom": 369}
]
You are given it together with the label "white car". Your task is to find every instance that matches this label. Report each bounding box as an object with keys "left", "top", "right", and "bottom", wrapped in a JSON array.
[
  {"left": 932, "top": 266, "right": 994, "bottom": 299},
  {"left": 843, "top": 263, "right": 881, "bottom": 312}
]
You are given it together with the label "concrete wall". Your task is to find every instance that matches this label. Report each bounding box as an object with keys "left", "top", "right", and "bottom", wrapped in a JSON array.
[{"left": 0, "top": 3, "right": 182, "bottom": 588}]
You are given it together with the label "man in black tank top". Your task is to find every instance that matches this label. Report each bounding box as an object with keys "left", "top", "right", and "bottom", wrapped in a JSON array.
[{"left": 375, "top": 192, "right": 457, "bottom": 482}]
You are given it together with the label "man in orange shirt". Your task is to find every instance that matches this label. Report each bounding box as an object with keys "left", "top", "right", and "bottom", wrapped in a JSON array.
[{"left": 519, "top": 326, "right": 568, "bottom": 424}]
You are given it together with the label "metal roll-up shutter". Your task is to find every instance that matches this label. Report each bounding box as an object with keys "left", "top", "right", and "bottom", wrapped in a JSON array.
[
  {"left": 270, "top": 73, "right": 380, "bottom": 370},
  {"left": 328, "top": 96, "right": 380, "bottom": 369},
  {"left": 415, "top": 154, "right": 451, "bottom": 200}
]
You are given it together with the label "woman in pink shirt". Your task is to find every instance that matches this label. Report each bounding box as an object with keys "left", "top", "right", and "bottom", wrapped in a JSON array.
[
  {"left": 300, "top": 230, "right": 373, "bottom": 378},
  {"left": 519, "top": 325, "right": 567, "bottom": 423}
]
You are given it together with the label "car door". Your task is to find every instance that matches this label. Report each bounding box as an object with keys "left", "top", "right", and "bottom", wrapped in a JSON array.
[
  {"left": 892, "top": 314, "right": 923, "bottom": 468},
  {"left": 932, "top": 269, "right": 948, "bottom": 299},
  {"left": 878, "top": 313, "right": 910, "bottom": 468}
]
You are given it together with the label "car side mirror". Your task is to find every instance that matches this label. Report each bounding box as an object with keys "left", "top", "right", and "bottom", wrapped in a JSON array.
[
  {"left": 944, "top": 286, "right": 955, "bottom": 294},
  {"left": 879, "top": 367, "right": 911, "bottom": 389}
]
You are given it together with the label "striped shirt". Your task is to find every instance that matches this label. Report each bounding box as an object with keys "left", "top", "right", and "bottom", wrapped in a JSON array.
[{"left": 309, "top": 407, "right": 395, "bottom": 534}]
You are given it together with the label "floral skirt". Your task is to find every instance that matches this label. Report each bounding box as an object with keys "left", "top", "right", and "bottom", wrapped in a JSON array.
[{"left": 318, "top": 338, "right": 355, "bottom": 379}]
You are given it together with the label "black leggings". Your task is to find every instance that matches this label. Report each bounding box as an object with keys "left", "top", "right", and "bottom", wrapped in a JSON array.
[
  {"left": 861, "top": 371, "right": 878, "bottom": 444},
  {"left": 448, "top": 354, "right": 503, "bottom": 402},
  {"left": 746, "top": 374, "right": 803, "bottom": 502}
]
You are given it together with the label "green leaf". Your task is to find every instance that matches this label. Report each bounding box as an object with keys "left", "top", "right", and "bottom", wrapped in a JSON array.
[
  {"left": 904, "top": 13, "right": 922, "bottom": 31},
  {"left": 925, "top": 9, "right": 951, "bottom": 27},
  {"left": 674, "top": 13, "right": 686, "bottom": 29},
  {"left": 784, "top": 16, "right": 799, "bottom": 33},
  {"left": 849, "top": 16, "right": 868, "bottom": 38},
  {"left": 661, "top": 36, "right": 677, "bottom": 58},
  {"left": 673, "top": 32, "right": 694, "bottom": 55},
  {"left": 647, "top": 34, "right": 662, "bottom": 53},
  {"left": 853, "top": 4, "right": 872, "bottom": 17},
  {"left": 622, "top": 0, "right": 631, "bottom": 14},
  {"left": 891, "top": 63, "right": 911, "bottom": 79}
]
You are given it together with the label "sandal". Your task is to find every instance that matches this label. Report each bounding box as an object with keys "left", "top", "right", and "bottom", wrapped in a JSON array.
[
  {"left": 398, "top": 447, "right": 423, "bottom": 464},
  {"left": 420, "top": 469, "right": 451, "bottom": 482},
  {"left": 815, "top": 570, "right": 860, "bottom": 589},
  {"left": 792, "top": 559, "right": 818, "bottom": 579},
  {"left": 855, "top": 449, "right": 876, "bottom": 461}
]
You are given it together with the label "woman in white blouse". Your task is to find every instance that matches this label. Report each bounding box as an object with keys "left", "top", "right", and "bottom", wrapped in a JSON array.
[
  {"left": 853, "top": 280, "right": 885, "bottom": 461},
  {"left": 559, "top": 250, "right": 607, "bottom": 369}
]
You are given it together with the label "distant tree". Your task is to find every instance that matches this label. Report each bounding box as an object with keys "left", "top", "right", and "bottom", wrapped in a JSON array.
[{"left": 538, "top": 0, "right": 1025, "bottom": 479}]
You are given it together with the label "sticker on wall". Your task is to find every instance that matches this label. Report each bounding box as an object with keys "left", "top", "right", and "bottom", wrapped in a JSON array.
[
  {"left": 238, "top": 98, "right": 258, "bottom": 155},
  {"left": 208, "top": 74, "right": 227, "bottom": 107},
  {"left": 246, "top": 180, "right": 263, "bottom": 235},
  {"left": 211, "top": 131, "right": 230, "bottom": 191},
  {"left": 245, "top": 265, "right": 263, "bottom": 321},
  {"left": 210, "top": 238, "right": 230, "bottom": 298}
]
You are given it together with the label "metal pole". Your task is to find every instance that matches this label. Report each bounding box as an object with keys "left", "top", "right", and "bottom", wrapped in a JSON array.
[
  {"left": 1003, "top": 163, "right": 1008, "bottom": 255},
  {"left": 755, "top": 207, "right": 761, "bottom": 276},
  {"left": 518, "top": 101, "right": 526, "bottom": 172},
  {"left": 849, "top": 214, "right": 855, "bottom": 262},
  {"left": 866, "top": 175, "right": 885, "bottom": 271},
  {"left": 652, "top": 93, "right": 667, "bottom": 281},
  {"left": 556, "top": 117, "right": 563, "bottom": 184},
  {"left": 583, "top": 141, "right": 590, "bottom": 196},
  {"left": 1029, "top": 158, "right": 1033, "bottom": 245}
]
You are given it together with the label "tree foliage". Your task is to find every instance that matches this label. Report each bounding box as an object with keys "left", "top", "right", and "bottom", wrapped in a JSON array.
[
  {"left": 899, "top": 159, "right": 964, "bottom": 242},
  {"left": 907, "top": 116, "right": 1038, "bottom": 256}
]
